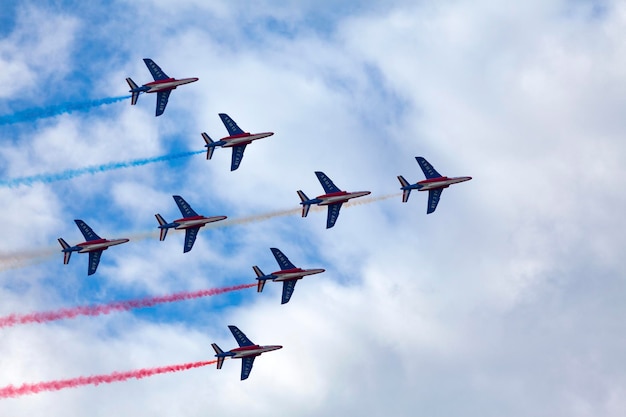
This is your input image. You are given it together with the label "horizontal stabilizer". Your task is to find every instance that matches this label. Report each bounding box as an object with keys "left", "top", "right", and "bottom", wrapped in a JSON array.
[
  {"left": 58, "top": 238, "right": 71, "bottom": 264},
  {"left": 252, "top": 265, "right": 265, "bottom": 278},
  {"left": 211, "top": 343, "right": 225, "bottom": 369},
  {"left": 297, "top": 190, "right": 311, "bottom": 217},
  {"left": 125, "top": 78, "right": 140, "bottom": 105},
  {"left": 402, "top": 189, "right": 411, "bottom": 203},
  {"left": 397, "top": 175, "right": 409, "bottom": 188},
  {"left": 202, "top": 132, "right": 215, "bottom": 160},
  {"left": 155, "top": 214, "right": 168, "bottom": 241},
  {"left": 398, "top": 176, "right": 412, "bottom": 202},
  {"left": 253, "top": 266, "right": 267, "bottom": 292}
]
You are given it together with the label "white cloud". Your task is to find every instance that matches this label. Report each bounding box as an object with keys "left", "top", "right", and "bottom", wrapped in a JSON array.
[{"left": 0, "top": 1, "right": 625, "bottom": 416}]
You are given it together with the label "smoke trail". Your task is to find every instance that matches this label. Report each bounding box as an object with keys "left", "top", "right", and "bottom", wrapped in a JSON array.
[
  {"left": 214, "top": 193, "right": 400, "bottom": 228},
  {"left": 0, "top": 283, "right": 256, "bottom": 328},
  {"left": 0, "top": 359, "right": 216, "bottom": 399},
  {"left": 0, "top": 96, "right": 130, "bottom": 126},
  {"left": 0, "top": 150, "right": 205, "bottom": 188},
  {"left": 0, "top": 248, "right": 58, "bottom": 271},
  {"left": 0, "top": 194, "right": 401, "bottom": 271}
]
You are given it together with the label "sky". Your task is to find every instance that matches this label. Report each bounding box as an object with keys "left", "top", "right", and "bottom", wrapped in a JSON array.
[{"left": 0, "top": 0, "right": 625, "bottom": 415}]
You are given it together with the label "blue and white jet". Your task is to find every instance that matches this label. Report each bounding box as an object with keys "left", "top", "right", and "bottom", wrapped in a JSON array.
[
  {"left": 202, "top": 113, "right": 274, "bottom": 171},
  {"left": 211, "top": 325, "right": 282, "bottom": 381},
  {"left": 126, "top": 58, "right": 198, "bottom": 117},
  {"left": 253, "top": 248, "right": 325, "bottom": 304},
  {"left": 155, "top": 195, "right": 227, "bottom": 253},
  {"left": 297, "top": 172, "right": 371, "bottom": 228},
  {"left": 58, "top": 220, "right": 129, "bottom": 275},
  {"left": 398, "top": 157, "right": 472, "bottom": 214}
]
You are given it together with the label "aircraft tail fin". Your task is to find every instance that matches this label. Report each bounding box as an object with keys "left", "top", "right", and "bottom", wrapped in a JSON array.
[
  {"left": 211, "top": 343, "right": 225, "bottom": 369},
  {"left": 397, "top": 176, "right": 412, "bottom": 203},
  {"left": 253, "top": 266, "right": 267, "bottom": 292},
  {"left": 155, "top": 214, "right": 169, "bottom": 241},
  {"left": 297, "top": 190, "right": 312, "bottom": 217},
  {"left": 58, "top": 238, "right": 72, "bottom": 264},
  {"left": 201, "top": 132, "right": 215, "bottom": 160},
  {"left": 126, "top": 78, "right": 140, "bottom": 105}
]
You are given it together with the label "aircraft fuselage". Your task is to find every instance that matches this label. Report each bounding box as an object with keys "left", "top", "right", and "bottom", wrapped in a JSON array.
[
  {"left": 271, "top": 267, "right": 326, "bottom": 282},
  {"left": 417, "top": 176, "right": 472, "bottom": 191},
  {"left": 317, "top": 191, "right": 371, "bottom": 205},
  {"left": 229, "top": 344, "right": 283, "bottom": 359},
  {"left": 173, "top": 215, "right": 227, "bottom": 229},
  {"left": 77, "top": 238, "right": 129, "bottom": 253},
  {"left": 220, "top": 132, "right": 274, "bottom": 148},
  {"left": 143, "top": 77, "right": 199, "bottom": 93}
]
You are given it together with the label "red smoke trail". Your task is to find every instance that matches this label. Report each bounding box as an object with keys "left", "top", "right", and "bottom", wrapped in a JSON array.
[
  {"left": 0, "top": 359, "right": 216, "bottom": 399},
  {"left": 0, "top": 283, "right": 256, "bottom": 328}
]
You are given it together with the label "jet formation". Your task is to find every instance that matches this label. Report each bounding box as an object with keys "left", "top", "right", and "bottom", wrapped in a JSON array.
[{"left": 50, "top": 60, "right": 474, "bottom": 382}]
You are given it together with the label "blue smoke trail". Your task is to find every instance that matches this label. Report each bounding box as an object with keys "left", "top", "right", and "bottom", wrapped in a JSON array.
[
  {"left": 0, "top": 150, "right": 205, "bottom": 188},
  {"left": 0, "top": 96, "right": 130, "bottom": 126}
]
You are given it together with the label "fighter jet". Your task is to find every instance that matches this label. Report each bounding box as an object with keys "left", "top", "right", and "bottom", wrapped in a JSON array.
[
  {"left": 211, "top": 325, "right": 282, "bottom": 380},
  {"left": 58, "top": 220, "right": 129, "bottom": 275},
  {"left": 155, "top": 195, "right": 227, "bottom": 253},
  {"left": 202, "top": 113, "right": 274, "bottom": 171},
  {"left": 297, "top": 171, "right": 371, "bottom": 228},
  {"left": 126, "top": 58, "right": 198, "bottom": 116},
  {"left": 253, "top": 248, "right": 325, "bottom": 304},
  {"left": 398, "top": 157, "right": 472, "bottom": 214}
]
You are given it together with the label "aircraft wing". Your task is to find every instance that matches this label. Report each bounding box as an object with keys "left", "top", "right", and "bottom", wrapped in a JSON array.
[
  {"left": 270, "top": 248, "right": 296, "bottom": 270},
  {"left": 219, "top": 113, "right": 245, "bottom": 136},
  {"left": 230, "top": 145, "right": 246, "bottom": 171},
  {"left": 183, "top": 227, "right": 199, "bottom": 253},
  {"left": 143, "top": 58, "right": 170, "bottom": 81},
  {"left": 427, "top": 188, "right": 443, "bottom": 214},
  {"left": 314, "top": 171, "right": 341, "bottom": 194},
  {"left": 281, "top": 280, "right": 298, "bottom": 304},
  {"left": 173, "top": 195, "right": 199, "bottom": 217},
  {"left": 155, "top": 90, "right": 171, "bottom": 117},
  {"left": 228, "top": 325, "right": 255, "bottom": 347},
  {"left": 326, "top": 203, "right": 342, "bottom": 229},
  {"left": 240, "top": 356, "right": 256, "bottom": 380},
  {"left": 87, "top": 250, "right": 102, "bottom": 276},
  {"left": 416, "top": 157, "right": 442, "bottom": 179},
  {"left": 74, "top": 220, "right": 101, "bottom": 241}
]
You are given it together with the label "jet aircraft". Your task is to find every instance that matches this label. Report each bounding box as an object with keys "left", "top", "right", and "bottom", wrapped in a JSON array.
[
  {"left": 126, "top": 58, "right": 198, "bottom": 117},
  {"left": 202, "top": 113, "right": 274, "bottom": 171},
  {"left": 58, "top": 220, "right": 129, "bottom": 275},
  {"left": 297, "top": 171, "right": 371, "bottom": 228},
  {"left": 398, "top": 157, "right": 472, "bottom": 214},
  {"left": 155, "top": 195, "right": 227, "bottom": 253},
  {"left": 211, "top": 325, "right": 282, "bottom": 380},
  {"left": 253, "top": 248, "right": 325, "bottom": 304}
]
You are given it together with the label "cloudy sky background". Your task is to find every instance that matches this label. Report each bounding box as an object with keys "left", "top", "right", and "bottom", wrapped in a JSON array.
[{"left": 0, "top": 0, "right": 625, "bottom": 415}]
